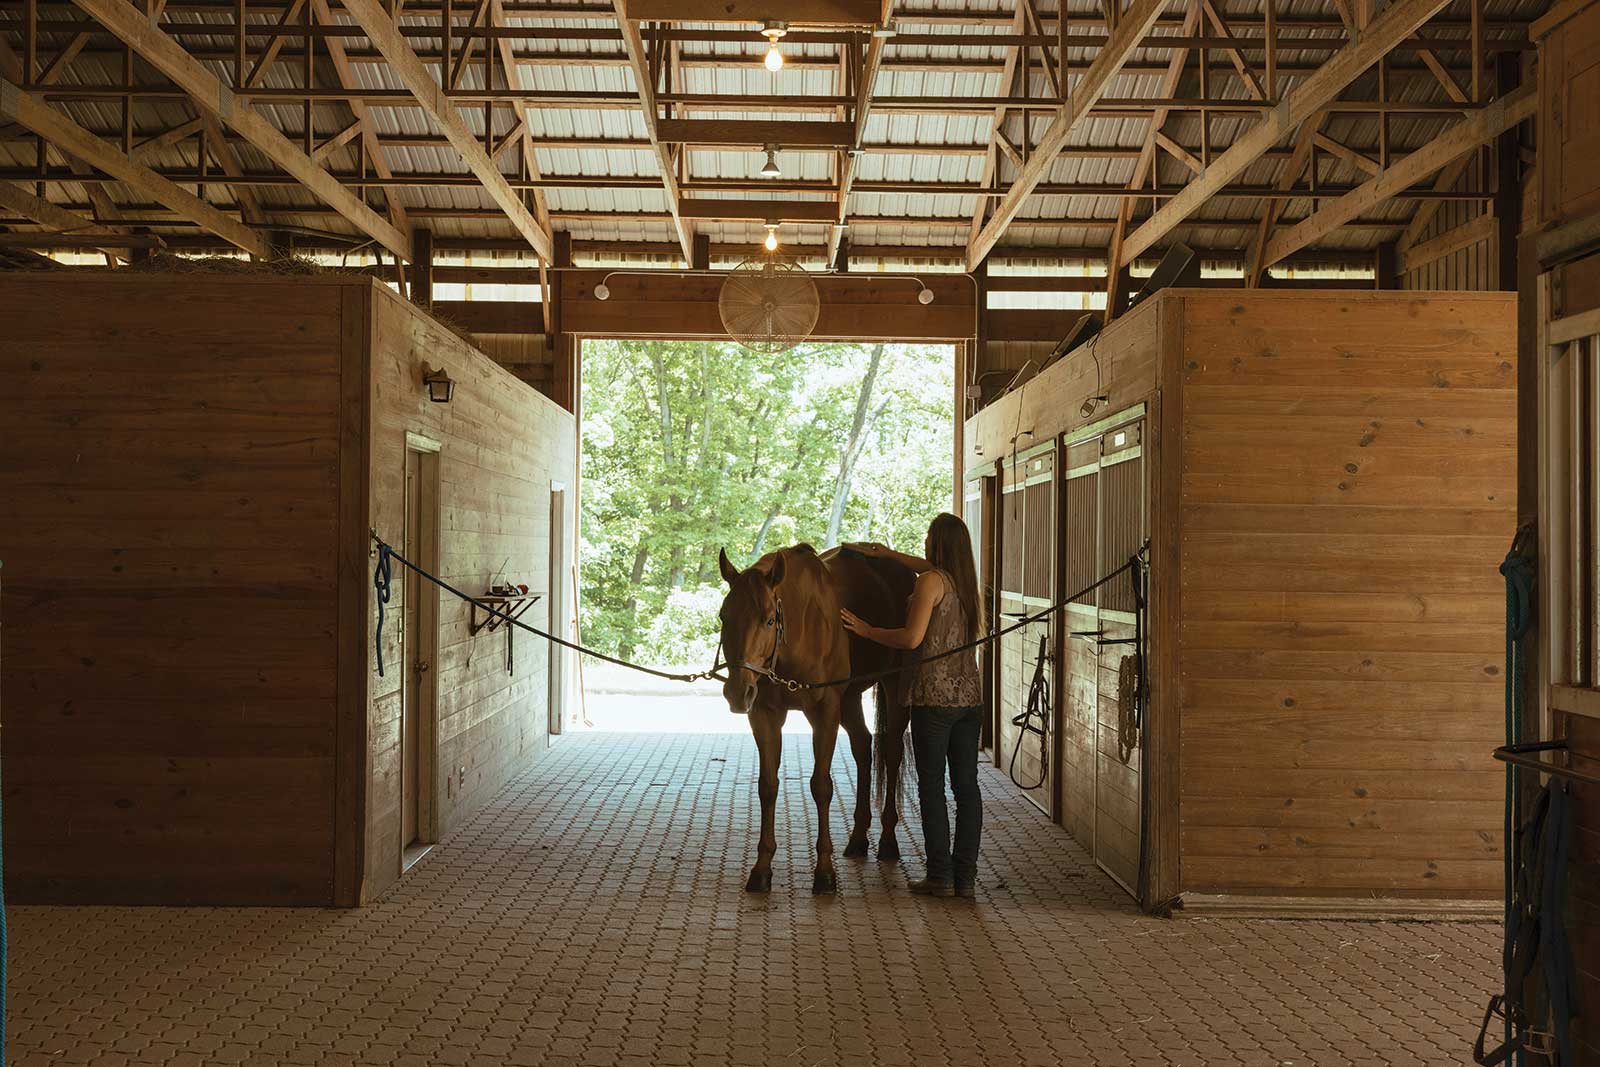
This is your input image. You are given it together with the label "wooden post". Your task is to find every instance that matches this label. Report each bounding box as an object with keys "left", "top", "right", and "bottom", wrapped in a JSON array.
[
  {"left": 552, "top": 231, "right": 576, "bottom": 414},
  {"left": 833, "top": 233, "right": 851, "bottom": 273},
  {"left": 1492, "top": 51, "right": 1521, "bottom": 291},
  {"left": 411, "top": 227, "right": 434, "bottom": 307},
  {"left": 691, "top": 231, "right": 710, "bottom": 271},
  {"left": 1374, "top": 241, "right": 1398, "bottom": 288},
  {"left": 972, "top": 257, "right": 989, "bottom": 404}
]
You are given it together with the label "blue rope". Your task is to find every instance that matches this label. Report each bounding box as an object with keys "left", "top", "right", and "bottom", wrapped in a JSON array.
[
  {"left": 1498, "top": 531, "right": 1535, "bottom": 1067},
  {"left": 374, "top": 542, "right": 393, "bottom": 678}
]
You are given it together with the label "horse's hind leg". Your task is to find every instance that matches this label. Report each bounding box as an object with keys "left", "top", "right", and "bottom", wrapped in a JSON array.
[
  {"left": 841, "top": 691, "right": 872, "bottom": 859},
  {"left": 746, "top": 703, "right": 784, "bottom": 893}
]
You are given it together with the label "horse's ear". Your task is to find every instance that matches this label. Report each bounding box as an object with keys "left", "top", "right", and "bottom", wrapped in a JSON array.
[
  {"left": 718, "top": 548, "right": 739, "bottom": 585},
  {"left": 766, "top": 553, "right": 786, "bottom": 587}
]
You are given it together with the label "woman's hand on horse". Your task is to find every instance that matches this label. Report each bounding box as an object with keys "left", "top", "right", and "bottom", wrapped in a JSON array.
[{"left": 840, "top": 608, "right": 871, "bottom": 637}]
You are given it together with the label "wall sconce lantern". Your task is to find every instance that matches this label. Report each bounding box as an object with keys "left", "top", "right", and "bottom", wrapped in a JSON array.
[{"left": 420, "top": 363, "right": 455, "bottom": 403}]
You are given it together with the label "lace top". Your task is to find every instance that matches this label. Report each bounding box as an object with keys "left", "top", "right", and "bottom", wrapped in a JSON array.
[{"left": 908, "top": 570, "right": 982, "bottom": 708}]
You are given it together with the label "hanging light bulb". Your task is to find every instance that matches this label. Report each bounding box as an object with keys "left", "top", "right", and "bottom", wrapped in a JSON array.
[
  {"left": 764, "top": 224, "right": 779, "bottom": 253},
  {"left": 760, "top": 20, "right": 787, "bottom": 71},
  {"left": 759, "top": 144, "right": 780, "bottom": 178}
]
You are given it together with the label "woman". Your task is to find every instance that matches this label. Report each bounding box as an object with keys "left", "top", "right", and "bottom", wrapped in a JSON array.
[{"left": 840, "top": 513, "right": 984, "bottom": 899}]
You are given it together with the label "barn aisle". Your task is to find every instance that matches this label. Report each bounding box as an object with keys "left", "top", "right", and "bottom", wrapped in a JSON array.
[{"left": 9, "top": 733, "right": 1498, "bottom": 1067}]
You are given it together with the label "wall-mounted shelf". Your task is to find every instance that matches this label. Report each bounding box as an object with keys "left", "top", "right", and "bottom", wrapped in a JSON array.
[{"left": 470, "top": 592, "right": 541, "bottom": 675}]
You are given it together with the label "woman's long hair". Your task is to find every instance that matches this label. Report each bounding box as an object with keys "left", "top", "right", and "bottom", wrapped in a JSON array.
[{"left": 925, "top": 512, "right": 983, "bottom": 642}]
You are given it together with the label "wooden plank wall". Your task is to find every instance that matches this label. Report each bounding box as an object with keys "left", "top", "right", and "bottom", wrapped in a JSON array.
[
  {"left": 364, "top": 284, "right": 577, "bottom": 900},
  {"left": 474, "top": 332, "right": 556, "bottom": 398},
  {"left": 1397, "top": 167, "right": 1501, "bottom": 291},
  {"left": 0, "top": 274, "right": 348, "bottom": 905},
  {"left": 1176, "top": 291, "right": 1518, "bottom": 899}
]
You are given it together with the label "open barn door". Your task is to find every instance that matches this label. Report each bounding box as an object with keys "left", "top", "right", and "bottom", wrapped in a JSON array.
[
  {"left": 1059, "top": 408, "right": 1148, "bottom": 899},
  {"left": 997, "top": 442, "right": 1057, "bottom": 817}
]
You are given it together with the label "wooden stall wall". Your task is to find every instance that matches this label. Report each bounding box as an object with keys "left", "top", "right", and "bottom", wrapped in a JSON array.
[
  {"left": 364, "top": 284, "right": 577, "bottom": 900},
  {"left": 0, "top": 274, "right": 348, "bottom": 906},
  {"left": 1176, "top": 291, "right": 1517, "bottom": 901}
]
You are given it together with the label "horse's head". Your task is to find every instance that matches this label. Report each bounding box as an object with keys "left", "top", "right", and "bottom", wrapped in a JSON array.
[{"left": 717, "top": 547, "right": 786, "bottom": 713}]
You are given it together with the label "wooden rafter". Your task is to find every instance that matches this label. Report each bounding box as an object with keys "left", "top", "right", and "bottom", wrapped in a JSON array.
[
  {"left": 69, "top": 0, "right": 412, "bottom": 258},
  {"left": 969, "top": 0, "right": 1172, "bottom": 272},
  {"left": 1199, "top": 0, "right": 1264, "bottom": 100},
  {"left": 487, "top": 0, "right": 555, "bottom": 325},
  {"left": 200, "top": 116, "right": 268, "bottom": 225},
  {"left": 1257, "top": 83, "right": 1533, "bottom": 270},
  {"left": 1242, "top": 118, "right": 1325, "bottom": 286},
  {"left": 0, "top": 78, "right": 270, "bottom": 256},
  {"left": 341, "top": 0, "right": 548, "bottom": 260},
  {"left": 308, "top": 0, "right": 410, "bottom": 236},
  {"left": 1312, "top": 131, "right": 1380, "bottom": 175},
  {"left": 0, "top": 179, "right": 120, "bottom": 236},
  {"left": 1118, "top": 0, "right": 1454, "bottom": 269},
  {"left": 828, "top": 0, "right": 895, "bottom": 263},
  {"left": 657, "top": 118, "right": 856, "bottom": 147},
  {"left": 1396, "top": 155, "right": 1472, "bottom": 250},
  {"left": 612, "top": 0, "right": 693, "bottom": 262},
  {"left": 129, "top": 116, "right": 203, "bottom": 161},
  {"left": 965, "top": 1, "right": 1028, "bottom": 260},
  {"left": 1104, "top": 3, "right": 1198, "bottom": 320}
]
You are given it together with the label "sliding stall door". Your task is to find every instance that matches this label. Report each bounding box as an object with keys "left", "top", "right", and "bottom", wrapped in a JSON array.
[
  {"left": 1060, "top": 439, "right": 1101, "bottom": 851},
  {"left": 997, "top": 443, "right": 1057, "bottom": 817}
]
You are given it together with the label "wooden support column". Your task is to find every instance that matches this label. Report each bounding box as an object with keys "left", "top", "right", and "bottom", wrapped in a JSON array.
[
  {"left": 1491, "top": 51, "right": 1521, "bottom": 291},
  {"left": 552, "top": 230, "right": 576, "bottom": 414},
  {"left": 691, "top": 231, "right": 710, "bottom": 270},
  {"left": 833, "top": 233, "right": 851, "bottom": 273},
  {"left": 1374, "top": 241, "right": 1398, "bottom": 288},
  {"left": 412, "top": 227, "right": 434, "bottom": 306},
  {"left": 972, "top": 257, "right": 989, "bottom": 403}
]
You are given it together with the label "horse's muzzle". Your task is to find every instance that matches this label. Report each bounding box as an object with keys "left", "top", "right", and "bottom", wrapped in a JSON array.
[{"left": 723, "top": 674, "right": 756, "bottom": 714}]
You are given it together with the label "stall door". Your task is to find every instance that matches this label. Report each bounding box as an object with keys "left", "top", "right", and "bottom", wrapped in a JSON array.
[
  {"left": 1057, "top": 410, "right": 1147, "bottom": 898},
  {"left": 997, "top": 443, "right": 1056, "bottom": 816},
  {"left": 963, "top": 475, "right": 997, "bottom": 752}
]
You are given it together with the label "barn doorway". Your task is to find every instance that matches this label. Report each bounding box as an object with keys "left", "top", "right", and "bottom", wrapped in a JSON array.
[{"left": 577, "top": 339, "right": 957, "bottom": 733}]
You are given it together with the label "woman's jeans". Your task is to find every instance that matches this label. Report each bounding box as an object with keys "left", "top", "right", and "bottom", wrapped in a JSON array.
[{"left": 910, "top": 704, "right": 983, "bottom": 885}]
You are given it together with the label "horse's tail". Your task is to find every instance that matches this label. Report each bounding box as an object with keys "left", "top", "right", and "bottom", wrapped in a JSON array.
[{"left": 873, "top": 675, "right": 915, "bottom": 816}]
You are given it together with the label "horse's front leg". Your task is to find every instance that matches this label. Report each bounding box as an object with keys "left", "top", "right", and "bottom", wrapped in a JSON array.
[
  {"left": 746, "top": 702, "right": 785, "bottom": 893},
  {"left": 809, "top": 693, "right": 842, "bottom": 895}
]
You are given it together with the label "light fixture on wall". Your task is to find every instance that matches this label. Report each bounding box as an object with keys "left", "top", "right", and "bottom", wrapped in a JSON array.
[
  {"left": 420, "top": 363, "right": 455, "bottom": 403},
  {"left": 763, "top": 224, "right": 780, "bottom": 253},
  {"left": 761, "top": 21, "right": 787, "bottom": 71},
  {"left": 593, "top": 282, "right": 611, "bottom": 300},
  {"left": 759, "top": 144, "right": 781, "bottom": 178}
]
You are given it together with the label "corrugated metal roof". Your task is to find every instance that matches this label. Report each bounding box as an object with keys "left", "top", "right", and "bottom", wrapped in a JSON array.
[{"left": 0, "top": 0, "right": 1548, "bottom": 267}]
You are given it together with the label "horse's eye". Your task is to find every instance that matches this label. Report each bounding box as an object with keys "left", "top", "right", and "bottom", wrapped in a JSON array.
[{"left": 766, "top": 617, "right": 776, "bottom": 627}]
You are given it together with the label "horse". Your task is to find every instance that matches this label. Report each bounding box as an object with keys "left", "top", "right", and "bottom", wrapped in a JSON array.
[{"left": 716, "top": 543, "right": 917, "bottom": 894}]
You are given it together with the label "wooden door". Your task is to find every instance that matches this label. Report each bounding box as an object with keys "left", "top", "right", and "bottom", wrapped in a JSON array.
[
  {"left": 1093, "top": 419, "right": 1146, "bottom": 896},
  {"left": 548, "top": 487, "right": 568, "bottom": 738},
  {"left": 997, "top": 443, "right": 1056, "bottom": 817},
  {"left": 1060, "top": 438, "right": 1100, "bottom": 851},
  {"left": 401, "top": 441, "right": 440, "bottom": 859}
]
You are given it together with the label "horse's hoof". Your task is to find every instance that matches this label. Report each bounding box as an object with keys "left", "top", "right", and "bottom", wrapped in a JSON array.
[
  {"left": 843, "top": 836, "right": 869, "bottom": 859},
  {"left": 877, "top": 839, "right": 901, "bottom": 863},
  {"left": 745, "top": 870, "right": 772, "bottom": 893},
  {"left": 812, "top": 869, "right": 838, "bottom": 895}
]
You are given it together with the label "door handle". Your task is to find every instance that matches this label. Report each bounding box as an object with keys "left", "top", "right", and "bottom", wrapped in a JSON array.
[{"left": 414, "top": 661, "right": 430, "bottom": 674}]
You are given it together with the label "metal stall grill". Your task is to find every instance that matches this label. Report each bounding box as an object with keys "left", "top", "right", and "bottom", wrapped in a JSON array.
[
  {"left": 1059, "top": 406, "right": 1148, "bottom": 898},
  {"left": 997, "top": 441, "right": 1057, "bottom": 816}
]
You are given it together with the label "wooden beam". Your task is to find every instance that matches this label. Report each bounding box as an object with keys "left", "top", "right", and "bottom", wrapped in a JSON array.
[
  {"left": 656, "top": 118, "right": 855, "bottom": 147},
  {"left": 1416, "top": 44, "right": 1469, "bottom": 103},
  {"left": 1243, "top": 118, "right": 1325, "bottom": 286},
  {"left": 1312, "top": 131, "right": 1380, "bottom": 175},
  {"left": 488, "top": 0, "right": 552, "bottom": 260},
  {"left": 1258, "top": 83, "right": 1532, "bottom": 270},
  {"left": 129, "top": 116, "right": 203, "bottom": 161},
  {"left": 967, "top": 0, "right": 1171, "bottom": 272},
  {"left": 965, "top": 3, "right": 1028, "bottom": 257},
  {"left": 35, "top": 30, "right": 90, "bottom": 85},
  {"left": 612, "top": 0, "right": 693, "bottom": 262},
  {"left": 1119, "top": 0, "right": 1455, "bottom": 268},
  {"left": 68, "top": 0, "right": 410, "bottom": 258},
  {"left": 1395, "top": 155, "right": 1472, "bottom": 250},
  {"left": 1393, "top": 211, "right": 1493, "bottom": 273},
  {"left": 0, "top": 179, "right": 119, "bottom": 234},
  {"left": 828, "top": 0, "right": 894, "bottom": 263},
  {"left": 308, "top": 0, "right": 410, "bottom": 236},
  {"left": 339, "top": 0, "right": 547, "bottom": 260},
  {"left": 679, "top": 198, "right": 838, "bottom": 222},
  {"left": 1200, "top": 0, "right": 1264, "bottom": 100},
  {"left": 624, "top": 0, "right": 880, "bottom": 24},
  {"left": 199, "top": 115, "right": 267, "bottom": 226},
  {"left": 311, "top": 117, "right": 364, "bottom": 162},
  {"left": 1155, "top": 129, "right": 1203, "bottom": 174},
  {"left": 0, "top": 79, "right": 270, "bottom": 256}
]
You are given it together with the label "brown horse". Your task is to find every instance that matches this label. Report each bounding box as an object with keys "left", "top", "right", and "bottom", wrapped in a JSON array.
[{"left": 717, "top": 543, "right": 916, "bottom": 894}]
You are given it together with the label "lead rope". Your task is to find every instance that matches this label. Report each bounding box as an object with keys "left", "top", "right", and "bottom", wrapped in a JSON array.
[{"left": 1008, "top": 633, "right": 1051, "bottom": 791}]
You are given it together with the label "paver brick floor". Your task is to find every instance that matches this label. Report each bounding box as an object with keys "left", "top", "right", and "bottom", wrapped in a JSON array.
[{"left": 9, "top": 731, "right": 1500, "bottom": 1066}]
